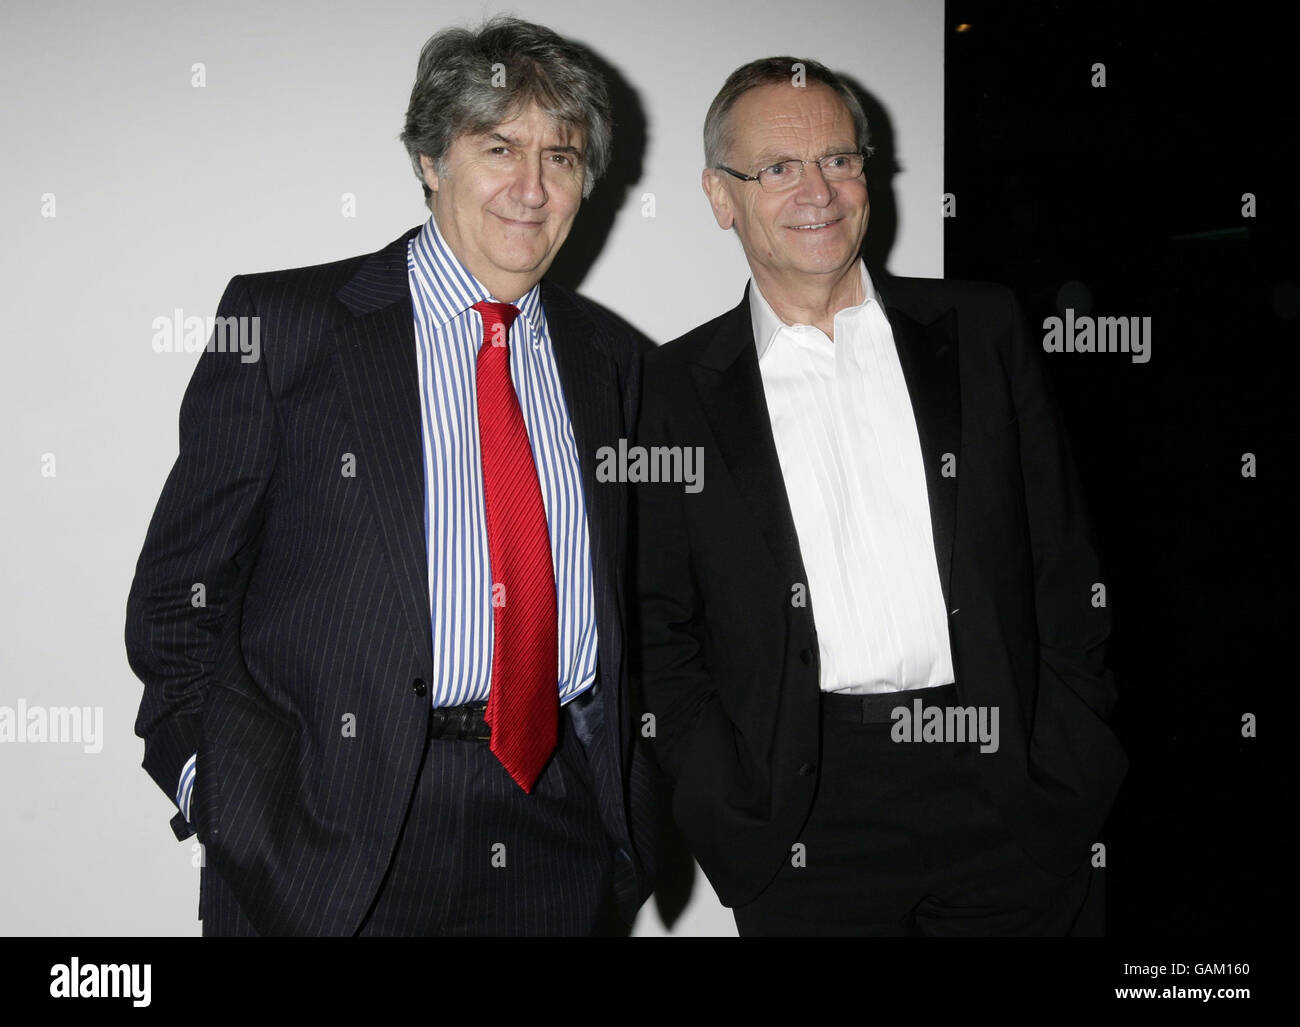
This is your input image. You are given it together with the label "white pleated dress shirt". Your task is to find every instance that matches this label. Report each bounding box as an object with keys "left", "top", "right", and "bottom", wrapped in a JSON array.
[{"left": 750, "top": 261, "right": 954, "bottom": 694}]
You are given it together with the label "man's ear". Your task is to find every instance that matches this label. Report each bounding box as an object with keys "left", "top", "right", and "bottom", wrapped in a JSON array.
[
  {"left": 701, "top": 168, "right": 735, "bottom": 230},
  {"left": 419, "top": 154, "right": 441, "bottom": 195}
]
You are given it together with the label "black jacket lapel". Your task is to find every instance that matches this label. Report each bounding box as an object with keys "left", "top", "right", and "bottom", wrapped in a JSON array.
[
  {"left": 690, "top": 289, "right": 810, "bottom": 595},
  {"left": 539, "top": 282, "right": 624, "bottom": 746},
  {"left": 330, "top": 227, "right": 433, "bottom": 676},
  {"left": 881, "top": 297, "right": 961, "bottom": 612}
]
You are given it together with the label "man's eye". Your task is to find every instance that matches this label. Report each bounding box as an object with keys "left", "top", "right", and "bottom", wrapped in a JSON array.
[
  {"left": 824, "top": 156, "right": 849, "bottom": 169},
  {"left": 549, "top": 153, "right": 573, "bottom": 167},
  {"left": 765, "top": 163, "right": 790, "bottom": 176},
  {"left": 489, "top": 146, "right": 511, "bottom": 156}
]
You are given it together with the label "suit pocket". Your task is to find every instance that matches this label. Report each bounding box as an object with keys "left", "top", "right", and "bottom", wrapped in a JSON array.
[
  {"left": 671, "top": 698, "right": 770, "bottom": 838},
  {"left": 198, "top": 682, "right": 300, "bottom": 848},
  {"left": 1028, "top": 662, "right": 1127, "bottom": 811}
]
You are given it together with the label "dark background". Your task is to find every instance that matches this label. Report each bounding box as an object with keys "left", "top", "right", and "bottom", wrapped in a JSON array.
[{"left": 943, "top": 0, "right": 1295, "bottom": 935}]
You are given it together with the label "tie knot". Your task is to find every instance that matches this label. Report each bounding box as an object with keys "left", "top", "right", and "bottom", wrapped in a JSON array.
[{"left": 473, "top": 301, "right": 521, "bottom": 350}]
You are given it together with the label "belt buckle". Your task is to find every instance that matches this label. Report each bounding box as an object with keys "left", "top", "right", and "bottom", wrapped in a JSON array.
[
  {"left": 428, "top": 703, "right": 490, "bottom": 741},
  {"left": 466, "top": 705, "right": 489, "bottom": 741}
]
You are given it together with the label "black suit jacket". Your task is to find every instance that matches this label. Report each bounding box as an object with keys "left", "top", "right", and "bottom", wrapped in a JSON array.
[
  {"left": 126, "top": 226, "right": 656, "bottom": 935},
  {"left": 634, "top": 276, "right": 1128, "bottom": 908}
]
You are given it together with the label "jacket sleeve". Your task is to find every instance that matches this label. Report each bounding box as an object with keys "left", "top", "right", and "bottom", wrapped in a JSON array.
[
  {"left": 632, "top": 354, "right": 726, "bottom": 781},
  {"left": 1002, "top": 286, "right": 1118, "bottom": 723},
  {"left": 124, "top": 275, "right": 279, "bottom": 835}
]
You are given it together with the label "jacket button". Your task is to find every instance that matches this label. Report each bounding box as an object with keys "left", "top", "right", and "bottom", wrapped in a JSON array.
[
  {"left": 412, "top": 678, "right": 427, "bottom": 697},
  {"left": 798, "top": 762, "right": 816, "bottom": 777},
  {"left": 799, "top": 649, "right": 813, "bottom": 665}
]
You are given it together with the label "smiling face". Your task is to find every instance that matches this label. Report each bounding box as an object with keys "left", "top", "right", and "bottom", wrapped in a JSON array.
[
  {"left": 703, "top": 82, "right": 868, "bottom": 295},
  {"left": 420, "top": 102, "right": 586, "bottom": 301}
]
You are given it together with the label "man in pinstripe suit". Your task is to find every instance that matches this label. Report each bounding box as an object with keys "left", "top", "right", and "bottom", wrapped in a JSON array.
[{"left": 125, "top": 17, "right": 655, "bottom": 936}]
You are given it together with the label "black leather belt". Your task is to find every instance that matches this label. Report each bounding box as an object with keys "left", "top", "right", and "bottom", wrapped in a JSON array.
[
  {"left": 821, "top": 683, "right": 958, "bottom": 724},
  {"left": 428, "top": 701, "right": 491, "bottom": 740}
]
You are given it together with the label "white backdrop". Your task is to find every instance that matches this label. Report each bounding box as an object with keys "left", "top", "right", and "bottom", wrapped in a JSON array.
[{"left": 0, "top": 0, "right": 943, "bottom": 936}]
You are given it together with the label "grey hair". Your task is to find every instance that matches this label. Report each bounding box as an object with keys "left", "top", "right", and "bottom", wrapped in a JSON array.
[
  {"left": 401, "top": 16, "right": 612, "bottom": 204},
  {"left": 703, "top": 56, "right": 873, "bottom": 170}
]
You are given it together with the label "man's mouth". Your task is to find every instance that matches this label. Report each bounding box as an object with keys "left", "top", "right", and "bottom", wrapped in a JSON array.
[
  {"left": 495, "top": 213, "right": 544, "bottom": 227},
  {"left": 788, "top": 217, "right": 842, "bottom": 231}
]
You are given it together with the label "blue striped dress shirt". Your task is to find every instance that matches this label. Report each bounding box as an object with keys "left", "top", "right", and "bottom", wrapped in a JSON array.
[{"left": 407, "top": 213, "right": 599, "bottom": 709}]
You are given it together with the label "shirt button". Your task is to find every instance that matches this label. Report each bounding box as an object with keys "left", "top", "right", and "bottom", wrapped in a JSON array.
[
  {"left": 799, "top": 649, "right": 813, "bottom": 665},
  {"left": 412, "top": 678, "right": 427, "bottom": 698},
  {"left": 798, "top": 762, "right": 817, "bottom": 777}
]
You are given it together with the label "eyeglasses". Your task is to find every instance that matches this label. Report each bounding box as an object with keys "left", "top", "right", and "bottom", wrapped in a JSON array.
[{"left": 715, "top": 151, "right": 867, "bottom": 193}]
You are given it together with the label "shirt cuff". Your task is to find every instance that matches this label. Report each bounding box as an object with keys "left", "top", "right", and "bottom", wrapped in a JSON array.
[{"left": 176, "top": 753, "right": 197, "bottom": 823}]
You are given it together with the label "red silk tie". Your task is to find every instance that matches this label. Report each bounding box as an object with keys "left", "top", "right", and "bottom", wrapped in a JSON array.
[{"left": 472, "top": 300, "right": 558, "bottom": 792}]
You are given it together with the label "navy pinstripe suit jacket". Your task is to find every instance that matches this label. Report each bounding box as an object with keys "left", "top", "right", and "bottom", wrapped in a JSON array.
[{"left": 125, "top": 226, "right": 657, "bottom": 935}]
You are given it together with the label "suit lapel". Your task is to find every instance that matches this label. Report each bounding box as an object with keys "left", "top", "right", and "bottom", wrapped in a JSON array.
[
  {"left": 539, "top": 282, "right": 623, "bottom": 743},
  {"left": 330, "top": 227, "right": 433, "bottom": 675},
  {"left": 880, "top": 293, "right": 961, "bottom": 612},
  {"left": 540, "top": 285, "right": 620, "bottom": 630},
  {"left": 690, "top": 289, "right": 810, "bottom": 594}
]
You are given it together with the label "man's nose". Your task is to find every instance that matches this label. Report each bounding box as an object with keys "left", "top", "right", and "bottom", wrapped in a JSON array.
[
  {"left": 794, "top": 161, "right": 833, "bottom": 206},
  {"left": 511, "top": 158, "right": 548, "bottom": 207}
]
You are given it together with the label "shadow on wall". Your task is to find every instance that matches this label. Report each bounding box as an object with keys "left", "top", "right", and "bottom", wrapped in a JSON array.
[
  {"left": 544, "top": 42, "right": 656, "bottom": 356},
  {"left": 842, "top": 75, "right": 901, "bottom": 278}
]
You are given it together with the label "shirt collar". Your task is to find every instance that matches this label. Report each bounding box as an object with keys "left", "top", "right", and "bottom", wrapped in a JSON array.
[
  {"left": 408, "top": 213, "right": 543, "bottom": 334},
  {"left": 749, "top": 259, "right": 878, "bottom": 360}
]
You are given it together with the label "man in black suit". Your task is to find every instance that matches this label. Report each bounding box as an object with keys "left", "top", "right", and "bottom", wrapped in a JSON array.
[
  {"left": 125, "top": 17, "right": 654, "bottom": 936},
  {"left": 634, "top": 57, "right": 1127, "bottom": 935}
]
